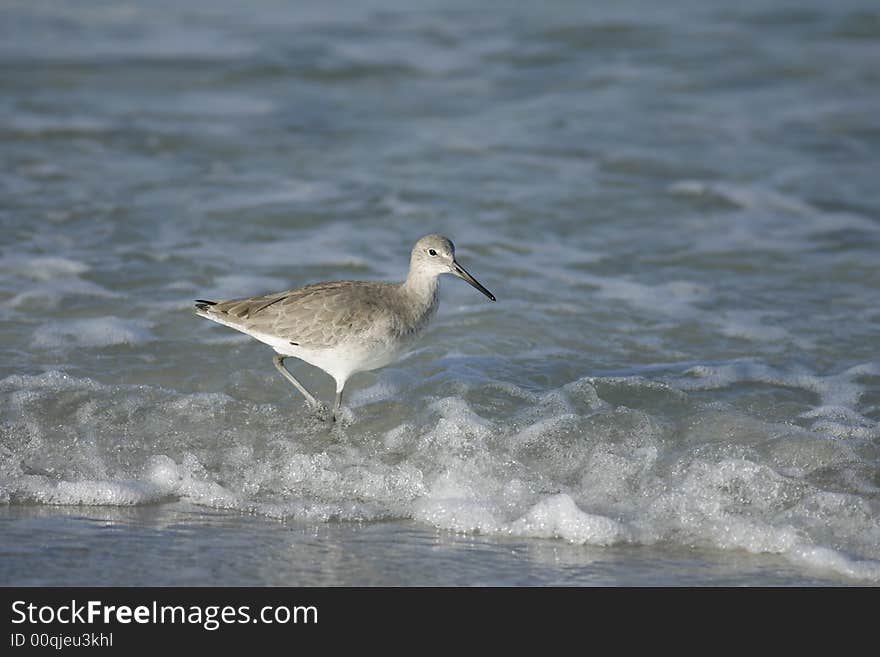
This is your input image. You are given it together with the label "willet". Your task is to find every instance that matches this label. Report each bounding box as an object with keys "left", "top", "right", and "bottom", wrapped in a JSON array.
[{"left": 195, "top": 234, "right": 495, "bottom": 420}]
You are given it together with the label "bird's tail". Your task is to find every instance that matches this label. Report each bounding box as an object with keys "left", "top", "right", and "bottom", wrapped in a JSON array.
[
  {"left": 194, "top": 299, "right": 217, "bottom": 314},
  {"left": 196, "top": 299, "right": 217, "bottom": 318},
  {"left": 194, "top": 298, "right": 253, "bottom": 334}
]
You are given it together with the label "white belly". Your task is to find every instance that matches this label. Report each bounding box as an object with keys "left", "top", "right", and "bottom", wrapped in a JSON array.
[{"left": 251, "top": 331, "right": 405, "bottom": 388}]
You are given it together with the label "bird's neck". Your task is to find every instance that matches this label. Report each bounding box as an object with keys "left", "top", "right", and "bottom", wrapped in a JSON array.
[{"left": 400, "top": 267, "right": 440, "bottom": 318}]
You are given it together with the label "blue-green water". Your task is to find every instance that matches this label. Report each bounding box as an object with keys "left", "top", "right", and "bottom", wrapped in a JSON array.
[{"left": 1, "top": 0, "right": 879, "bottom": 585}]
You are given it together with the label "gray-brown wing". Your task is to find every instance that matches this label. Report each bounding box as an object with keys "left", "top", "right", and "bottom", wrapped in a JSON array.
[{"left": 206, "top": 281, "right": 396, "bottom": 348}]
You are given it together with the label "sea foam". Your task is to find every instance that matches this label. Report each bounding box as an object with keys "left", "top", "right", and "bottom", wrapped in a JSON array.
[
  {"left": 32, "top": 317, "right": 155, "bottom": 349},
  {"left": 1, "top": 363, "right": 878, "bottom": 583}
]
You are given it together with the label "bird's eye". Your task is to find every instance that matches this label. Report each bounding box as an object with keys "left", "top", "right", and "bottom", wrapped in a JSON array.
[{"left": 428, "top": 249, "right": 437, "bottom": 256}]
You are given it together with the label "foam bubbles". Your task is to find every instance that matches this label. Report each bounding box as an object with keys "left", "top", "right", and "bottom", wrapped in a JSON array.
[
  {"left": 4, "top": 476, "right": 173, "bottom": 506},
  {"left": 672, "top": 360, "right": 880, "bottom": 440},
  {"left": 32, "top": 317, "right": 155, "bottom": 349},
  {"left": 1, "top": 357, "right": 879, "bottom": 582},
  {"left": 508, "top": 494, "right": 625, "bottom": 545},
  {"left": 145, "top": 455, "right": 181, "bottom": 490},
  {"left": 788, "top": 546, "right": 880, "bottom": 582}
]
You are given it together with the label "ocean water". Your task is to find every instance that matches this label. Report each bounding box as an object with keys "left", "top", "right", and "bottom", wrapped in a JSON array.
[{"left": 1, "top": 0, "right": 879, "bottom": 586}]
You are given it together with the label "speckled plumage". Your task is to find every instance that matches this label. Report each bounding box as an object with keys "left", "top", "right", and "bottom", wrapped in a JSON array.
[{"left": 195, "top": 234, "right": 495, "bottom": 420}]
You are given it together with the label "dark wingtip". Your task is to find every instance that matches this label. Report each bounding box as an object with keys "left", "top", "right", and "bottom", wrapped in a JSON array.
[{"left": 194, "top": 299, "right": 217, "bottom": 311}]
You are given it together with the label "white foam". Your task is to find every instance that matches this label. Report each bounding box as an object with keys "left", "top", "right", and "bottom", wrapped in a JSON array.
[
  {"left": 347, "top": 380, "right": 399, "bottom": 407},
  {"left": 670, "top": 180, "right": 816, "bottom": 215},
  {"left": 32, "top": 317, "right": 154, "bottom": 348},
  {"left": 0, "top": 370, "right": 105, "bottom": 393},
  {"left": 413, "top": 468, "right": 506, "bottom": 534},
  {"left": 5, "top": 280, "right": 120, "bottom": 310},
  {"left": 0, "top": 255, "right": 118, "bottom": 313},
  {"left": 145, "top": 455, "right": 182, "bottom": 489},
  {"left": 4, "top": 476, "right": 173, "bottom": 506},
  {"left": 672, "top": 360, "right": 880, "bottom": 439},
  {"left": 668, "top": 180, "right": 880, "bottom": 255},
  {"left": 788, "top": 546, "right": 880, "bottom": 581},
  {"left": 716, "top": 310, "right": 794, "bottom": 343},
  {"left": 2, "top": 369, "right": 879, "bottom": 583},
  {"left": 580, "top": 274, "right": 708, "bottom": 317},
  {"left": 508, "top": 494, "right": 625, "bottom": 546},
  {"left": 0, "top": 256, "right": 91, "bottom": 281}
]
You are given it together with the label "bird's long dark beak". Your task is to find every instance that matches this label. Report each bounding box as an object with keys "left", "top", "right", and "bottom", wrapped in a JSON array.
[{"left": 452, "top": 259, "right": 496, "bottom": 302}]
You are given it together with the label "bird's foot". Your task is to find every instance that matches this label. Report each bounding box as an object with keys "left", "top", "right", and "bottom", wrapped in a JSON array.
[{"left": 309, "top": 402, "right": 335, "bottom": 423}]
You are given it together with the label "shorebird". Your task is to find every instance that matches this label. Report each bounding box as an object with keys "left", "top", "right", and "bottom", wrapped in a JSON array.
[{"left": 194, "top": 234, "right": 495, "bottom": 420}]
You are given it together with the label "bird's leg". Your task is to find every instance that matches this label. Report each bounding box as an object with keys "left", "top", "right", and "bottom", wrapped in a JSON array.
[
  {"left": 333, "top": 386, "right": 344, "bottom": 423},
  {"left": 272, "top": 355, "right": 322, "bottom": 409}
]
